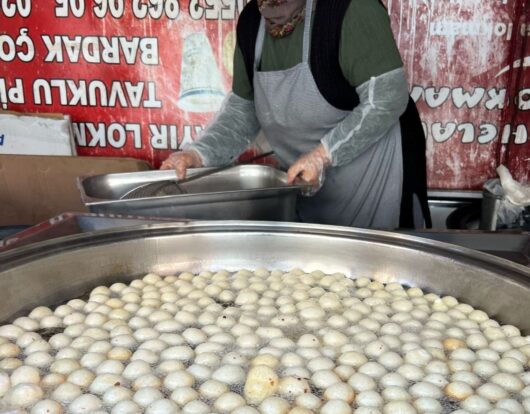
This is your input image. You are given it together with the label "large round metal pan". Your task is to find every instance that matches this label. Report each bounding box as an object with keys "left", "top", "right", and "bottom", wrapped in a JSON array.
[{"left": 0, "top": 222, "right": 529, "bottom": 332}]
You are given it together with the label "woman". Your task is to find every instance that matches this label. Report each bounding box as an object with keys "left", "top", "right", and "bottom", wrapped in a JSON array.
[{"left": 162, "top": 0, "right": 431, "bottom": 229}]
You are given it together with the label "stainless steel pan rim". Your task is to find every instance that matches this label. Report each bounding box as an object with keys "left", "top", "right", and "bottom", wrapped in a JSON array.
[
  {"left": 0, "top": 221, "right": 529, "bottom": 332},
  {"left": 77, "top": 165, "right": 309, "bottom": 205},
  {"left": 1, "top": 220, "right": 528, "bottom": 278},
  {"left": 78, "top": 181, "right": 307, "bottom": 205}
]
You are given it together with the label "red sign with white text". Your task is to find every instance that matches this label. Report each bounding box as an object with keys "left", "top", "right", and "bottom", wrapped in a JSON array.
[{"left": 0, "top": 0, "right": 528, "bottom": 190}]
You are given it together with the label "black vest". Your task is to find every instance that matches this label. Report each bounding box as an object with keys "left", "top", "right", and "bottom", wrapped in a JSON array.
[{"left": 237, "top": 0, "right": 432, "bottom": 228}]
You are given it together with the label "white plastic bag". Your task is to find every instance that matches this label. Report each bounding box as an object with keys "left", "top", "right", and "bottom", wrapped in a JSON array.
[
  {"left": 485, "top": 165, "right": 530, "bottom": 228},
  {"left": 497, "top": 165, "right": 530, "bottom": 206}
]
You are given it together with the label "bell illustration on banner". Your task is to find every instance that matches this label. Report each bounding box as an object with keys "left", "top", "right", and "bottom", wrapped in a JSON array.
[{"left": 178, "top": 32, "right": 226, "bottom": 113}]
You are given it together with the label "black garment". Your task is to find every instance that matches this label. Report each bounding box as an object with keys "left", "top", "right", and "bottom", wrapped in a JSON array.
[{"left": 237, "top": 0, "right": 432, "bottom": 228}]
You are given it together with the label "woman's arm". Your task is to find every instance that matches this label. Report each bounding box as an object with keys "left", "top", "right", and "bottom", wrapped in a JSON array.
[
  {"left": 321, "top": 67, "right": 409, "bottom": 167},
  {"left": 161, "top": 44, "right": 259, "bottom": 174},
  {"left": 186, "top": 92, "right": 260, "bottom": 167}
]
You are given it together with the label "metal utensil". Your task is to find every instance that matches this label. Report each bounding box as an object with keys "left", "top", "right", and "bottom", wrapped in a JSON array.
[{"left": 120, "top": 151, "right": 274, "bottom": 200}]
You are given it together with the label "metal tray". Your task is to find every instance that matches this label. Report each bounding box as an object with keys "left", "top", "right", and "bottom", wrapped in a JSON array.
[
  {"left": 0, "top": 213, "right": 181, "bottom": 252},
  {"left": 0, "top": 221, "right": 529, "bottom": 332},
  {"left": 77, "top": 165, "right": 304, "bottom": 221},
  {"left": 399, "top": 229, "right": 530, "bottom": 266}
]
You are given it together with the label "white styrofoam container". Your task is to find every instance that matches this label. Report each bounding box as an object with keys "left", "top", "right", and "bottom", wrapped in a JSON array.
[{"left": 0, "top": 112, "right": 75, "bottom": 156}]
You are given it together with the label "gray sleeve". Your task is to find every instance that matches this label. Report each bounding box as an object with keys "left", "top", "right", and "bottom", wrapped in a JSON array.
[
  {"left": 185, "top": 93, "right": 261, "bottom": 167},
  {"left": 321, "top": 67, "right": 409, "bottom": 167}
]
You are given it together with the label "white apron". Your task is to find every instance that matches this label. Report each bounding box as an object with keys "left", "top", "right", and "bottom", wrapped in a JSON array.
[{"left": 253, "top": 0, "right": 404, "bottom": 229}]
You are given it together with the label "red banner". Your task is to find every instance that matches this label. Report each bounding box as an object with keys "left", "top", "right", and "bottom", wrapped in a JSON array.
[{"left": 0, "top": 0, "right": 528, "bottom": 190}]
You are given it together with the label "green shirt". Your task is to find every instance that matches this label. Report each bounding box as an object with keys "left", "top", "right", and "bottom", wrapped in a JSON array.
[{"left": 232, "top": 0, "right": 403, "bottom": 100}]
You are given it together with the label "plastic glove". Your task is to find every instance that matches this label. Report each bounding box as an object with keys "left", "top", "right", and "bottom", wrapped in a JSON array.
[
  {"left": 287, "top": 144, "right": 331, "bottom": 195},
  {"left": 160, "top": 150, "right": 203, "bottom": 179}
]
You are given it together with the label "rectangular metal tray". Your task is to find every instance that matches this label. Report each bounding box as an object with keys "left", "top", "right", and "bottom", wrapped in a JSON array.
[
  {"left": 0, "top": 213, "right": 180, "bottom": 252},
  {"left": 77, "top": 165, "right": 304, "bottom": 221},
  {"left": 400, "top": 229, "right": 530, "bottom": 266}
]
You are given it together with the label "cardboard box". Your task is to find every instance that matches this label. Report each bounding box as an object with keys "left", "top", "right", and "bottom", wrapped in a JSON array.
[
  {"left": 0, "top": 155, "right": 151, "bottom": 226},
  {"left": 0, "top": 111, "right": 75, "bottom": 156}
]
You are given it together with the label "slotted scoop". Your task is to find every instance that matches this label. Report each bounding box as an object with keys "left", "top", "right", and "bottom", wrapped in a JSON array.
[{"left": 120, "top": 152, "right": 274, "bottom": 200}]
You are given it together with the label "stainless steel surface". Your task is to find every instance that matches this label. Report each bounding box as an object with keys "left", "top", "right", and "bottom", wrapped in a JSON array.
[
  {"left": 428, "top": 190, "right": 482, "bottom": 200},
  {"left": 0, "top": 213, "right": 180, "bottom": 252},
  {"left": 120, "top": 179, "right": 187, "bottom": 199},
  {"left": 402, "top": 230, "right": 530, "bottom": 266},
  {"left": 480, "top": 180, "right": 503, "bottom": 230},
  {"left": 120, "top": 151, "right": 276, "bottom": 200},
  {"left": 428, "top": 199, "right": 476, "bottom": 229},
  {"left": 1, "top": 222, "right": 529, "bottom": 333},
  {"left": 78, "top": 165, "right": 305, "bottom": 221}
]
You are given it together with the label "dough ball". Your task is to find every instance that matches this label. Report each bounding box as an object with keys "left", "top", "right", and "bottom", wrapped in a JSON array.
[
  {"left": 89, "top": 373, "right": 124, "bottom": 394},
  {"left": 312, "top": 369, "right": 341, "bottom": 389},
  {"left": 244, "top": 365, "right": 279, "bottom": 404},
  {"left": 69, "top": 393, "right": 102, "bottom": 413},
  {"left": 199, "top": 379, "right": 229, "bottom": 400},
  {"left": 382, "top": 401, "right": 416, "bottom": 414},
  {"left": 182, "top": 399, "right": 211, "bottom": 413},
  {"left": 338, "top": 351, "right": 367, "bottom": 368},
  {"left": 102, "top": 385, "right": 133, "bottom": 406},
  {"left": 334, "top": 365, "right": 355, "bottom": 381},
  {"left": 358, "top": 362, "right": 387, "bottom": 379},
  {"left": 56, "top": 347, "right": 81, "bottom": 360},
  {"left": 380, "top": 373, "right": 408, "bottom": 389},
  {"left": 30, "top": 399, "right": 64, "bottom": 414},
  {"left": 307, "top": 357, "right": 335, "bottom": 373},
  {"left": 96, "top": 359, "right": 124, "bottom": 376},
  {"left": 132, "top": 374, "right": 162, "bottom": 390},
  {"left": 461, "top": 395, "right": 492, "bottom": 412},
  {"left": 212, "top": 364, "right": 245, "bottom": 386},
  {"left": 413, "top": 397, "right": 442, "bottom": 413},
  {"left": 164, "top": 370, "right": 195, "bottom": 390},
  {"left": 498, "top": 357, "right": 524, "bottom": 374},
  {"left": 16, "top": 332, "right": 41, "bottom": 349},
  {"left": 10, "top": 365, "right": 40, "bottom": 386},
  {"left": 80, "top": 353, "right": 106, "bottom": 370},
  {"left": 259, "top": 396, "right": 291, "bottom": 414},
  {"left": 473, "top": 360, "right": 498, "bottom": 378},
  {"left": 348, "top": 373, "right": 377, "bottom": 392},
  {"left": 214, "top": 392, "right": 246, "bottom": 412},
  {"left": 381, "top": 386, "right": 411, "bottom": 402},
  {"left": 170, "top": 386, "right": 199, "bottom": 406},
  {"left": 409, "top": 381, "right": 442, "bottom": 399},
  {"left": 324, "top": 382, "right": 355, "bottom": 404},
  {"left": 52, "top": 382, "right": 83, "bottom": 404},
  {"left": 451, "top": 372, "right": 481, "bottom": 388},
  {"left": 278, "top": 376, "right": 311, "bottom": 398},
  {"left": 5, "top": 383, "right": 44, "bottom": 408},
  {"left": 145, "top": 399, "right": 180, "bottom": 414},
  {"left": 295, "top": 393, "right": 322, "bottom": 410},
  {"left": 50, "top": 359, "right": 81, "bottom": 375},
  {"left": 65, "top": 369, "right": 95, "bottom": 388},
  {"left": 320, "top": 399, "right": 353, "bottom": 414},
  {"left": 378, "top": 352, "right": 403, "bottom": 370},
  {"left": 355, "top": 390, "right": 383, "bottom": 407},
  {"left": 49, "top": 333, "right": 72, "bottom": 350},
  {"left": 133, "top": 387, "right": 164, "bottom": 407},
  {"left": 495, "top": 398, "right": 525, "bottom": 414},
  {"left": 0, "top": 342, "right": 21, "bottom": 358},
  {"left": 476, "top": 382, "right": 509, "bottom": 402}
]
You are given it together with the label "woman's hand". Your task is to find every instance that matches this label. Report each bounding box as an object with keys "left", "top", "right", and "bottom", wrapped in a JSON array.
[
  {"left": 287, "top": 144, "right": 331, "bottom": 190},
  {"left": 160, "top": 150, "right": 203, "bottom": 179}
]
